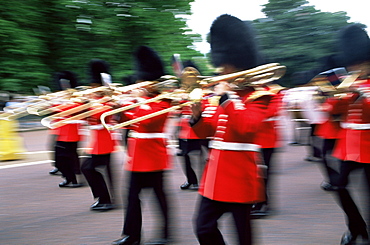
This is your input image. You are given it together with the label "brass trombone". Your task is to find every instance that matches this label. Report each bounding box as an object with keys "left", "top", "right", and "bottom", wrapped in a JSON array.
[
  {"left": 0, "top": 89, "right": 76, "bottom": 121},
  {"left": 200, "top": 63, "right": 286, "bottom": 88},
  {"left": 27, "top": 86, "right": 113, "bottom": 116},
  {"left": 100, "top": 63, "right": 286, "bottom": 130},
  {"left": 40, "top": 96, "right": 113, "bottom": 129},
  {"left": 309, "top": 70, "right": 362, "bottom": 97},
  {"left": 100, "top": 88, "right": 203, "bottom": 131},
  {"left": 38, "top": 80, "right": 172, "bottom": 129}
]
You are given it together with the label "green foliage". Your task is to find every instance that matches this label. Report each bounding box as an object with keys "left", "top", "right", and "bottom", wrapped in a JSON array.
[
  {"left": 0, "top": 0, "right": 365, "bottom": 92},
  {"left": 254, "top": 0, "right": 355, "bottom": 86},
  {"left": 0, "top": 0, "right": 204, "bottom": 93}
]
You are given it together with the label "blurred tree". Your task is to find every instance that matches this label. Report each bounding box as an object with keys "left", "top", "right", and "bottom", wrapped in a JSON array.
[
  {"left": 0, "top": 0, "right": 206, "bottom": 93},
  {"left": 0, "top": 1, "right": 49, "bottom": 92},
  {"left": 253, "top": 0, "right": 362, "bottom": 86}
]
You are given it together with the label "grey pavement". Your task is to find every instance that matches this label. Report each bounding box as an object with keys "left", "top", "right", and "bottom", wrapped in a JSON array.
[{"left": 0, "top": 117, "right": 367, "bottom": 245}]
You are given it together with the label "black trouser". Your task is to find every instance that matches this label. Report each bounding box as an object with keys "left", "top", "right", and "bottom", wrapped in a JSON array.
[
  {"left": 123, "top": 171, "right": 169, "bottom": 240},
  {"left": 81, "top": 154, "right": 112, "bottom": 204},
  {"left": 55, "top": 141, "right": 80, "bottom": 183},
  {"left": 321, "top": 139, "right": 339, "bottom": 185},
  {"left": 122, "top": 129, "right": 130, "bottom": 148},
  {"left": 195, "top": 196, "right": 253, "bottom": 245},
  {"left": 260, "top": 148, "right": 275, "bottom": 205},
  {"left": 308, "top": 124, "right": 322, "bottom": 158},
  {"left": 337, "top": 160, "right": 370, "bottom": 237},
  {"left": 178, "top": 139, "right": 209, "bottom": 185}
]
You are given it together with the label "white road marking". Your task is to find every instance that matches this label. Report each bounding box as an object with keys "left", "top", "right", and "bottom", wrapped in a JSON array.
[{"left": 0, "top": 160, "right": 53, "bottom": 170}]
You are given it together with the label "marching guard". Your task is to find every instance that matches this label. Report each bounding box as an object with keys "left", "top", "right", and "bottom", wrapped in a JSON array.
[
  {"left": 252, "top": 82, "right": 285, "bottom": 217},
  {"left": 314, "top": 91, "right": 345, "bottom": 191},
  {"left": 48, "top": 71, "right": 79, "bottom": 176},
  {"left": 330, "top": 24, "right": 370, "bottom": 245},
  {"left": 81, "top": 60, "right": 117, "bottom": 211},
  {"left": 112, "top": 46, "right": 172, "bottom": 245},
  {"left": 190, "top": 14, "right": 277, "bottom": 245},
  {"left": 177, "top": 63, "right": 210, "bottom": 191},
  {"left": 53, "top": 101, "right": 84, "bottom": 188}
]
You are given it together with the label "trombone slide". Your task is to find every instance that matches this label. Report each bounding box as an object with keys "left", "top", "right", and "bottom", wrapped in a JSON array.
[
  {"left": 103, "top": 101, "right": 193, "bottom": 131},
  {"left": 40, "top": 97, "right": 112, "bottom": 129},
  {"left": 100, "top": 88, "right": 204, "bottom": 131},
  {"left": 99, "top": 92, "right": 178, "bottom": 130},
  {"left": 201, "top": 63, "right": 286, "bottom": 88},
  {"left": 41, "top": 105, "right": 111, "bottom": 129}
]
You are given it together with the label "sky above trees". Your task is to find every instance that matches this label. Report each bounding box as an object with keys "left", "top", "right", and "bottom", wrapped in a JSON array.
[{"left": 188, "top": 0, "right": 370, "bottom": 53}]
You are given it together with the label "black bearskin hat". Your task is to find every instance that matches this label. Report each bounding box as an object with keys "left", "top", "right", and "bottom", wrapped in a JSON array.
[
  {"left": 291, "top": 70, "right": 318, "bottom": 86},
  {"left": 52, "top": 70, "right": 78, "bottom": 91},
  {"left": 317, "top": 54, "right": 343, "bottom": 71},
  {"left": 134, "top": 45, "right": 165, "bottom": 81},
  {"left": 210, "top": 14, "right": 262, "bottom": 70},
  {"left": 337, "top": 24, "right": 370, "bottom": 67},
  {"left": 88, "top": 59, "right": 110, "bottom": 85}
]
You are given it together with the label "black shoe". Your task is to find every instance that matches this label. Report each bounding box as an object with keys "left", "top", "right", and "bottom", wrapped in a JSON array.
[
  {"left": 320, "top": 181, "right": 339, "bottom": 191},
  {"left": 49, "top": 168, "right": 62, "bottom": 175},
  {"left": 112, "top": 235, "right": 140, "bottom": 245},
  {"left": 90, "top": 202, "right": 114, "bottom": 211},
  {"left": 180, "top": 182, "right": 198, "bottom": 190},
  {"left": 304, "top": 156, "right": 322, "bottom": 162},
  {"left": 90, "top": 199, "right": 100, "bottom": 208},
  {"left": 340, "top": 231, "right": 356, "bottom": 245},
  {"left": 59, "top": 180, "right": 83, "bottom": 188},
  {"left": 144, "top": 238, "right": 168, "bottom": 245},
  {"left": 188, "top": 184, "right": 199, "bottom": 191},
  {"left": 341, "top": 230, "right": 369, "bottom": 245},
  {"left": 180, "top": 182, "right": 191, "bottom": 190},
  {"left": 250, "top": 203, "right": 270, "bottom": 218}
]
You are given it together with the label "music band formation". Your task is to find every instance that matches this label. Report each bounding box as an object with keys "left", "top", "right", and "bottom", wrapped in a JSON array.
[{"left": 2, "top": 14, "right": 370, "bottom": 245}]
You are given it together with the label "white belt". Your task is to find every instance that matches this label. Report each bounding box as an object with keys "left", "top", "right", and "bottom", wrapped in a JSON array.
[
  {"left": 209, "top": 140, "right": 260, "bottom": 152},
  {"left": 65, "top": 120, "right": 86, "bottom": 125},
  {"left": 264, "top": 116, "right": 280, "bottom": 122},
  {"left": 89, "top": 124, "right": 108, "bottom": 130},
  {"left": 341, "top": 122, "right": 370, "bottom": 130},
  {"left": 129, "top": 132, "right": 167, "bottom": 139}
]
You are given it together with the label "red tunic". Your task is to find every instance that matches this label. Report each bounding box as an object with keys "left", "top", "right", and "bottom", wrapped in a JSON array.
[
  {"left": 192, "top": 91, "right": 271, "bottom": 203},
  {"left": 54, "top": 103, "right": 84, "bottom": 142},
  {"left": 315, "top": 97, "right": 346, "bottom": 139},
  {"left": 86, "top": 104, "right": 116, "bottom": 155},
  {"left": 178, "top": 105, "right": 200, "bottom": 140},
  {"left": 178, "top": 97, "right": 218, "bottom": 140},
  {"left": 333, "top": 91, "right": 370, "bottom": 163},
  {"left": 125, "top": 100, "right": 172, "bottom": 172},
  {"left": 255, "top": 89, "right": 284, "bottom": 148}
]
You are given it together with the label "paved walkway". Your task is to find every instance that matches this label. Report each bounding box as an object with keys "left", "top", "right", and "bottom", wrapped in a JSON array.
[{"left": 0, "top": 118, "right": 368, "bottom": 245}]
